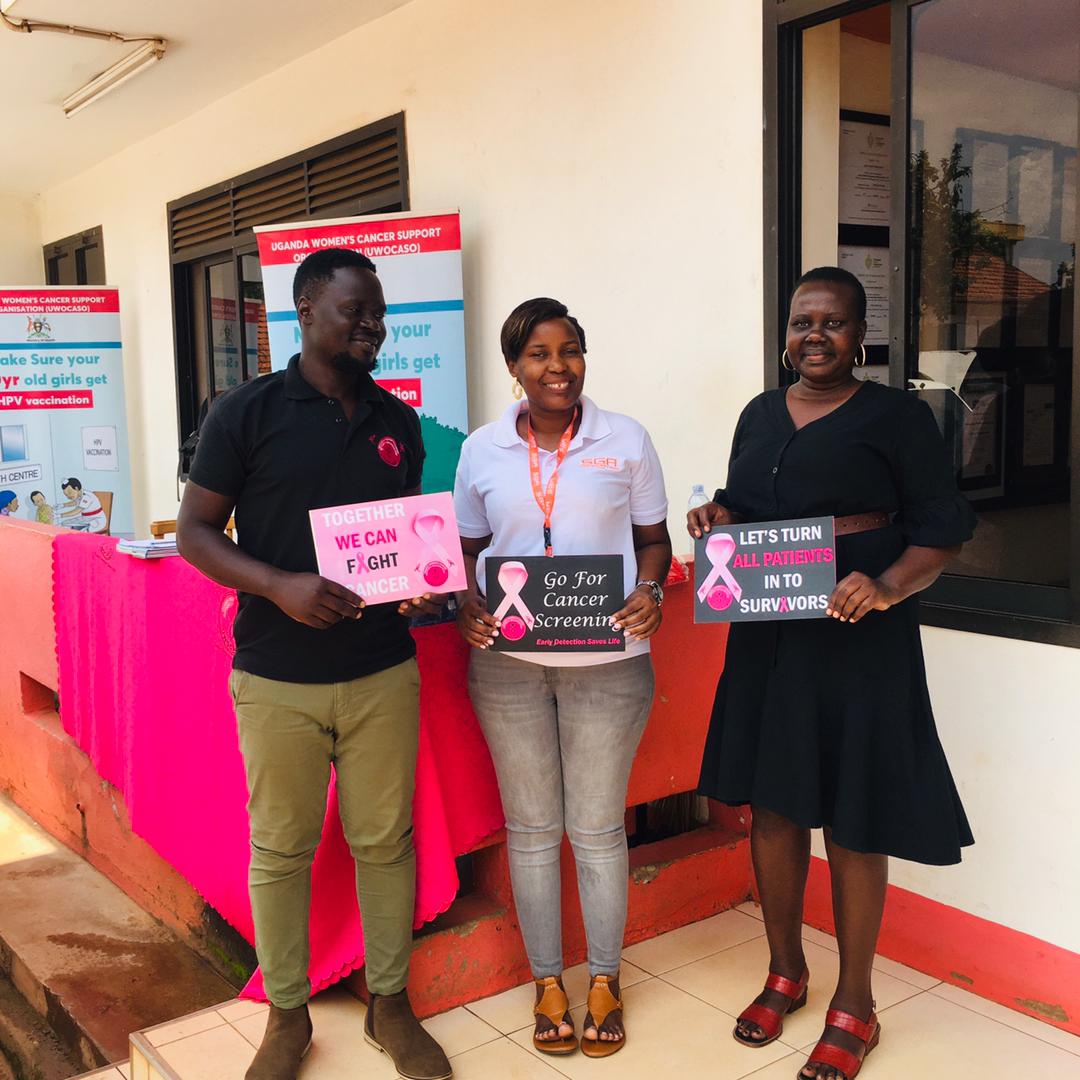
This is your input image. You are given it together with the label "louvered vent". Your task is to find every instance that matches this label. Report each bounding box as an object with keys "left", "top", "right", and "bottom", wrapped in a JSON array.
[
  {"left": 168, "top": 115, "right": 406, "bottom": 257},
  {"left": 170, "top": 190, "right": 232, "bottom": 254},
  {"left": 308, "top": 131, "right": 402, "bottom": 214},
  {"left": 234, "top": 165, "right": 307, "bottom": 233}
]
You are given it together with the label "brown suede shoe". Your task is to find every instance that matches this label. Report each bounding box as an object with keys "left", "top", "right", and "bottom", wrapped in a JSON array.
[
  {"left": 245, "top": 1003, "right": 313, "bottom": 1080},
  {"left": 364, "top": 989, "right": 452, "bottom": 1080}
]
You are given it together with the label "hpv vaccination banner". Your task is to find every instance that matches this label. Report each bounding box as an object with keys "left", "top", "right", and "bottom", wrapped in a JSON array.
[
  {"left": 693, "top": 516, "right": 836, "bottom": 622},
  {"left": 0, "top": 287, "right": 133, "bottom": 537},
  {"left": 254, "top": 211, "right": 467, "bottom": 494}
]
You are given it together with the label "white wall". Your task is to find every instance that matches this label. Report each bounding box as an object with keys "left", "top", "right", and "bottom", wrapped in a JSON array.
[
  {"left": 840, "top": 32, "right": 890, "bottom": 115},
  {"left": 807, "top": 626, "right": 1080, "bottom": 955},
  {"left": 0, "top": 193, "right": 43, "bottom": 285},
  {"left": 801, "top": 22, "right": 841, "bottom": 272},
  {"left": 33, "top": 0, "right": 1080, "bottom": 958},
  {"left": 910, "top": 626, "right": 1080, "bottom": 953},
  {"left": 36, "top": 0, "right": 764, "bottom": 539}
]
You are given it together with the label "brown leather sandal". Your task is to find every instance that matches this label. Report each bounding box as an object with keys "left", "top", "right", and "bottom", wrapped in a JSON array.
[
  {"left": 580, "top": 974, "right": 625, "bottom": 1058},
  {"left": 532, "top": 976, "right": 577, "bottom": 1055}
]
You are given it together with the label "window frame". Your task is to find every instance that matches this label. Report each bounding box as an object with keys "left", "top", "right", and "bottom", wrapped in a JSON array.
[
  {"left": 166, "top": 113, "right": 410, "bottom": 445},
  {"left": 763, "top": 0, "right": 1080, "bottom": 646},
  {"left": 43, "top": 225, "right": 106, "bottom": 286},
  {"left": 0, "top": 424, "right": 29, "bottom": 463}
]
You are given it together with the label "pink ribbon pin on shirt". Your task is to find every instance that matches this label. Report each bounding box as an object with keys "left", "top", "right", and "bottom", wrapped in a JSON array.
[
  {"left": 413, "top": 511, "right": 455, "bottom": 587},
  {"left": 697, "top": 532, "right": 744, "bottom": 609},
  {"left": 491, "top": 561, "right": 535, "bottom": 628}
]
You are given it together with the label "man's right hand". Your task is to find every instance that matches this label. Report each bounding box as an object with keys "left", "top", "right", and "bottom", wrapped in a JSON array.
[
  {"left": 456, "top": 594, "right": 500, "bottom": 649},
  {"left": 686, "top": 501, "right": 735, "bottom": 539},
  {"left": 268, "top": 571, "right": 365, "bottom": 628}
]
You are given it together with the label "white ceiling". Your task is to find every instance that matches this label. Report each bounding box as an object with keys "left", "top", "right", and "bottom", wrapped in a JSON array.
[{"left": 0, "top": 0, "right": 413, "bottom": 197}]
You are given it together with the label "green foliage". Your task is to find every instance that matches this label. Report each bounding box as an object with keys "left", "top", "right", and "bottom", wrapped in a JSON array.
[
  {"left": 911, "top": 143, "right": 1007, "bottom": 320},
  {"left": 419, "top": 414, "right": 466, "bottom": 493}
]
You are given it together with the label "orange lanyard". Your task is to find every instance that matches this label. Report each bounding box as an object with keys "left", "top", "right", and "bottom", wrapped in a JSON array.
[{"left": 527, "top": 408, "right": 578, "bottom": 557}]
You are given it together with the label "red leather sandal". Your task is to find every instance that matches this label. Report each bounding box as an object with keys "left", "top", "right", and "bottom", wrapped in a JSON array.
[
  {"left": 732, "top": 968, "right": 810, "bottom": 1047},
  {"left": 799, "top": 1007, "right": 881, "bottom": 1079}
]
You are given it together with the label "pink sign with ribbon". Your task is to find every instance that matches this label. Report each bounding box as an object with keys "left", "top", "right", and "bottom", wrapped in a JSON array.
[
  {"left": 693, "top": 516, "right": 836, "bottom": 623},
  {"left": 490, "top": 560, "right": 536, "bottom": 642},
  {"left": 697, "top": 532, "right": 744, "bottom": 612},
  {"left": 310, "top": 491, "right": 467, "bottom": 605}
]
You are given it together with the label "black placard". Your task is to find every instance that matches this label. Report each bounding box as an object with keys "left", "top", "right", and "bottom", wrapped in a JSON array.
[
  {"left": 693, "top": 516, "right": 836, "bottom": 622},
  {"left": 485, "top": 555, "right": 625, "bottom": 652}
]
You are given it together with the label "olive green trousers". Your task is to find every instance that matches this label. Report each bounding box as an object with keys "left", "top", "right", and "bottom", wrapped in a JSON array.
[{"left": 229, "top": 659, "right": 419, "bottom": 1008}]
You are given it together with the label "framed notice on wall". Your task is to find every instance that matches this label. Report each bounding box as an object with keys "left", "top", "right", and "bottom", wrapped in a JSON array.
[
  {"left": 837, "top": 112, "right": 891, "bottom": 365},
  {"left": 838, "top": 245, "right": 890, "bottom": 346},
  {"left": 956, "top": 373, "right": 1006, "bottom": 502},
  {"left": 839, "top": 112, "right": 890, "bottom": 227}
]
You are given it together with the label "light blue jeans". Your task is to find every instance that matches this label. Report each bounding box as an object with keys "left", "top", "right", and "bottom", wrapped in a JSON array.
[{"left": 468, "top": 650, "right": 654, "bottom": 977}]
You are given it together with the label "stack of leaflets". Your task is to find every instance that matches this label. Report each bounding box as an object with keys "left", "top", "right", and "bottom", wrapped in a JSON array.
[{"left": 116, "top": 538, "right": 179, "bottom": 560}]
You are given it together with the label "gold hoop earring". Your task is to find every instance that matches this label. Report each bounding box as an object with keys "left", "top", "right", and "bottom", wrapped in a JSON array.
[
  {"left": 781, "top": 349, "right": 794, "bottom": 371},
  {"left": 512, "top": 377, "right": 524, "bottom": 400},
  {"left": 856, "top": 343, "right": 867, "bottom": 367}
]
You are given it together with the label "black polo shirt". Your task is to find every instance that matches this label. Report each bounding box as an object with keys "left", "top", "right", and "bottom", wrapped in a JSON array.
[{"left": 189, "top": 354, "right": 425, "bottom": 683}]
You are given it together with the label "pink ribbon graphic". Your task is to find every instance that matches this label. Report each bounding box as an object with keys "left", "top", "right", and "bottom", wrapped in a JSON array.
[
  {"left": 697, "top": 533, "right": 744, "bottom": 610},
  {"left": 491, "top": 561, "right": 535, "bottom": 628},
  {"left": 413, "top": 511, "right": 455, "bottom": 587}
]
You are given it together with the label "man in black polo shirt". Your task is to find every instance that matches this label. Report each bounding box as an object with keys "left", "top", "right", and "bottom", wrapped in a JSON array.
[{"left": 178, "top": 248, "right": 451, "bottom": 1080}]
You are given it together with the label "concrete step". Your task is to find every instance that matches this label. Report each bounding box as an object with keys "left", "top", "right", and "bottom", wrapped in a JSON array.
[
  {"left": 0, "top": 970, "right": 80, "bottom": 1080},
  {"left": 0, "top": 794, "right": 236, "bottom": 1071},
  {"left": 347, "top": 822, "right": 752, "bottom": 1017}
]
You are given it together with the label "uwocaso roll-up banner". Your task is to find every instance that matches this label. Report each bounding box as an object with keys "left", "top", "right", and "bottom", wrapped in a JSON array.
[
  {"left": 0, "top": 287, "right": 132, "bottom": 536},
  {"left": 254, "top": 211, "right": 468, "bottom": 493}
]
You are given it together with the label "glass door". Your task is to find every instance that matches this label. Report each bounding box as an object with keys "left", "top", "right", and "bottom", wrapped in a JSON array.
[
  {"left": 768, "top": 0, "right": 1080, "bottom": 634},
  {"left": 240, "top": 252, "right": 272, "bottom": 380},
  {"left": 207, "top": 260, "right": 243, "bottom": 396},
  {"left": 907, "top": 0, "right": 1078, "bottom": 592},
  {"left": 186, "top": 254, "right": 268, "bottom": 423},
  {"left": 796, "top": 4, "right": 893, "bottom": 384}
]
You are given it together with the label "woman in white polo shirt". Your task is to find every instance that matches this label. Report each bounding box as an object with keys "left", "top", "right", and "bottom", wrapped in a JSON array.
[{"left": 454, "top": 298, "right": 671, "bottom": 1058}]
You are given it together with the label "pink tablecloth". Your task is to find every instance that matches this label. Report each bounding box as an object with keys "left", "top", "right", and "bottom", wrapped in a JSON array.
[{"left": 52, "top": 533, "right": 503, "bottom": 998}]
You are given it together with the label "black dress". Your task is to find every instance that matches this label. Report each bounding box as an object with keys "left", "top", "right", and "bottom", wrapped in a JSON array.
[{"left": 697, "top": 381, "right": 976, "bottom": 865}]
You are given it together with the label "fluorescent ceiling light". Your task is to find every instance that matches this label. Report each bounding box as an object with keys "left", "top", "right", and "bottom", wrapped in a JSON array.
[{"left": 63, "top": 39, "right": 166, "bottom": 118}]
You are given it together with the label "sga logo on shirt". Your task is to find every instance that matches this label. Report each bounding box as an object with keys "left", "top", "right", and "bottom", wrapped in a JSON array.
[{"left": 580, "top": 456, "right": 620, "bottom": 471}]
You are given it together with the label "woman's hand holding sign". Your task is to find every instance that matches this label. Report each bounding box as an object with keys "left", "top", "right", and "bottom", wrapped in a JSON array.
[
  {"left": 826, "top": 545, "right": 960, "bottom": 624},
  {"left": 825, "top": 572, "right": 896, "bottom": 624},
  {"left": 456, "top": 594, "right": 500, "bottom": 649},
  {"left": 611, "top": 585, "right": 662, "bottom": 641},
  {"left": 686, "top": 500, "right": 738, "bottom": 539}
]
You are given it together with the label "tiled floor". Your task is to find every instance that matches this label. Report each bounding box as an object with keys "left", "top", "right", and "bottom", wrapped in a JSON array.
[{"left": 81, "top": 903, "right": 1080, "bottom": 1080}]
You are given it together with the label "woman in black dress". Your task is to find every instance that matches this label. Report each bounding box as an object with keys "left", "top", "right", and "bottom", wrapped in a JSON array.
[{"left": 689, "top": 267, "right": 974, "bottom": 1080}]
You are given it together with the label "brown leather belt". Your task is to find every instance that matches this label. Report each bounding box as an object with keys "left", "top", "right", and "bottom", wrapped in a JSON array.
[{"left": 834, "top": 511, "right": 891, "bottom": 536}]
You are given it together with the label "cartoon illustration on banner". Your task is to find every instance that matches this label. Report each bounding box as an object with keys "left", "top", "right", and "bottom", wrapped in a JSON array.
[
  {"left": 0, "top": 287, "right": 133, "bottom": 537},
  {"left": 255, "top": 210, "right": 468, "bottom": 493}
]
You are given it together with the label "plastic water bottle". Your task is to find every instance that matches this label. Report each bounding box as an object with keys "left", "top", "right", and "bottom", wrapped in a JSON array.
[{"left": 687, "top": 484, "right": 709, "bottom": 510}]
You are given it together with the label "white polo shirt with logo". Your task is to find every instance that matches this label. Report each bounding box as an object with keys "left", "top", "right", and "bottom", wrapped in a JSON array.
[{"left": 453, "top": 395, "right": 668, "bottom": 666}]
